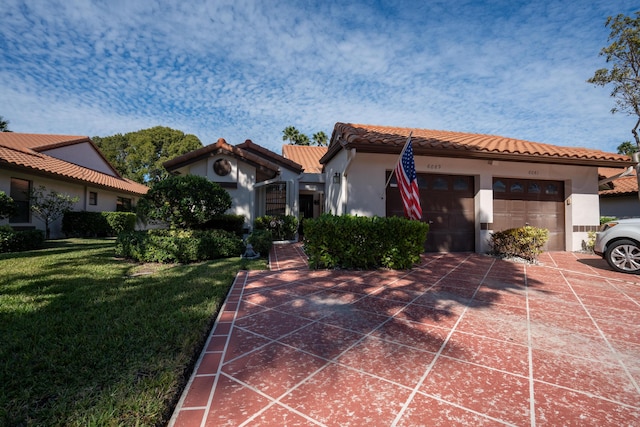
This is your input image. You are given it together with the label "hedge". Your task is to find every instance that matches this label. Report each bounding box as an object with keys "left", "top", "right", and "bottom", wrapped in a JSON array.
[
  {"left": 62, "top": 211, "right": 137, "bottom": 237},
  {"left": 195, "top": 214, "right": 246, "bottom": 236},
  {"left": 0, "top": 227, "right": 45, "bottom": 253},
  {"left": 114, "top": 229, "right": 244, "bottom": 263},
  {"left": 303, "top": 214, "right": 429, "bottom": 269},
  {"left": 490, "top": 225, "right": 549, "bottom": 262}
]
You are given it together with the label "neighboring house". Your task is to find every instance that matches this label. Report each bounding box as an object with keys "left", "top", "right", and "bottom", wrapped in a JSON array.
[
  {"left": 164, "top": 138, "right": 323, "bottom": 231},
  {"left": 599, "top": 167, "right": 640, "bottom": 218},
  {"left": 0, "top": 133, "right": 148, "bottom": 238},
  {"left": 320, "top": 123, "right": 635, "bottom": 253}
]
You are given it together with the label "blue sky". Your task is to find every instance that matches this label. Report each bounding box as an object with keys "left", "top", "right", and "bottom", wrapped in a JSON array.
[{"left": 1, "top": 0, "right": 637, "bottom": 153}]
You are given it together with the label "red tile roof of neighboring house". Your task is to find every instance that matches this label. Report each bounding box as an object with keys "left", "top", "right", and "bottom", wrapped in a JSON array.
[
  {"left": 281, "top": 145, "right": 327, "bottom": 173},
  {"left": 321, "top": 123, "right": 634, "bottom": 168},
  {"left": 0, "top": 133, "right": 148, "bottom": 195},
  {"left": 163, "top": 138, "right": 282, "bottom": 179},
  {"left": 599, "top": 167, "right": 638, "bottom": 196}
]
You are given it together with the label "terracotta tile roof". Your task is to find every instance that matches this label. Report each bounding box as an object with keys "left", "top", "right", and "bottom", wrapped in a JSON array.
[
  {"left": 0, "top": 133, "right": 148, "bottom": 195},
  {"left": 237, "top": 140, "right": 303, "bottom": 173},
  {"left": 281, "top": 145, "right": 327, "bottom": 173},
  {"left": 163, "top": 138, "right": 281, "bottom": 179},
  {"left": 599, "top": 167, "right": 638, "bottom": 196},
  {"left": 321, "top": 123, "right": 634, "bottom": 168}
]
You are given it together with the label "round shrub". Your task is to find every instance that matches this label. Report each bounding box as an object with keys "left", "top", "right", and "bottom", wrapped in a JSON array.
[
  {"left": 137, "top": 175, "right": 232, "bottom": 229},
  {"left": 115, "top": 229, "right": 243, "bottom": 263}
]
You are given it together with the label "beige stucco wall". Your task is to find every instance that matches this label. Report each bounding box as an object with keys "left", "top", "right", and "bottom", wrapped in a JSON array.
[
  {"left": 0, "top": 170, "right": 141, "bottom": 239},
  {"left": 325, "top": 150, "right": 601, "bottom": 253},
  {"left": 179, "top": 154, "right": 303, "bottom": 230},
  {"left": 42, "top": 142, "right": 117, "bottom": 176}
]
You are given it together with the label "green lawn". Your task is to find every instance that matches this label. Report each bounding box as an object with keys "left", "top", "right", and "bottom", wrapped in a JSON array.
[{"left": 0, "top": 239, "right": 267, "bottom": 426}]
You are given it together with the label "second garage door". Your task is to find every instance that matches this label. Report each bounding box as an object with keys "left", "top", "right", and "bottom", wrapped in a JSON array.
[{"left": 492, "top": 178, "right": 565, "bottom": 251}]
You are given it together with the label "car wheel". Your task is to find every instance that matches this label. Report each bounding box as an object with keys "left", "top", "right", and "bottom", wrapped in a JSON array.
[{"left": 605, "top": 239, "right": 640, "bottom": 274}]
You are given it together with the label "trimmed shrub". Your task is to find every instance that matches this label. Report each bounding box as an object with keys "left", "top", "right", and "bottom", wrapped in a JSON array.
[
  {"left": 490, "top": 226, "right": 549, "bottom": 262},
  {"left": 0, "top": 227, "right": 45, "bottom": 253},
  {"left": 254, "top": 215, "right": 298, "bottom": 241},
  {"left": 62, "top": 211, "right": 136, "bottom": 237},
  {"left": 303, "top": 214, "right": 429, "bottom": 270},
  {"left": 102, "top": 212, "right": 137, "bottom": 234},
  {"left": 137, "top": 175, "right": 232, "bottom": 228},
  {"left": 196, "top": 214, "right": 246, "bottom": 236},
  {"left": 246, "top": 229, "right": 273, "bottom": 257},
  {"left": 115, "top": 229, "right": 243, "bottom": 263}
]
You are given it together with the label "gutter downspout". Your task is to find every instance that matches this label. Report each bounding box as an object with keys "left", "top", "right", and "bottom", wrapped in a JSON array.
[{"left": 598, "top": 166, "right": 634, "bottom": 186}]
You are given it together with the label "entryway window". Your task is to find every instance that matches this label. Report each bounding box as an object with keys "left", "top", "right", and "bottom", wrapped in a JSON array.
[
  {"left": 117, "top": 197, "right": 132, "bottom": 212},
  {"left": 265, "top": 183, "right": 287, "bottom": 215},
  {"left": 9, "top": 177, "right": 31, "bottom": 223}
]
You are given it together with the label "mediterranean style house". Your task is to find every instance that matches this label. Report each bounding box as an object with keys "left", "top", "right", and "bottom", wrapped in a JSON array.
[
  {"left": 320, "top": 123, "right": 635, "bottom": 253},
  {"left": 163, "top": 138, "right": 327, "bottom": 233},
  {"left": 0, "top": 133, "right": 148, "bottom": 238},
  {"left": 4, "top": 123, "right": 633, "bottom": 252},
  {"left": 165, "top": 122, "right": 636, "bottom": 254}
]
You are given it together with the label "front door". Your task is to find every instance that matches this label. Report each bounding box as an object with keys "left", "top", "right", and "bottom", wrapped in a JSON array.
[{"left": 299, "top": 194, "right": 314, "bottom": 237}]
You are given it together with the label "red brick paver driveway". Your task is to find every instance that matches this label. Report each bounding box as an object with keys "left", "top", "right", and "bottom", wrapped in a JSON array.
[{"left": 169, "top": 244, "right": 640, "bottom": 426}]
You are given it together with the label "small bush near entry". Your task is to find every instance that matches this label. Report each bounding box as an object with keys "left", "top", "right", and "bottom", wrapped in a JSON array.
[
  {"left": 303, "top": 214, "right": 429, "bottom": 269},
  {"left": 115, "top": 229, "right": 243, "bottom": 263},
  {"left": 63, "top": 211, "right": 137, "bottom": 237},
  {"left": 0, "top": 226, "right": 45, "bottom": 252},
  {"left": 490, "top": 226, "right": 549, "bottom": 262},
  {"left": 254, "top": 215, "right": 298, "bottom": 240},
  {"left": 246, "top": 229, "right": 273, "bottom": 257}
]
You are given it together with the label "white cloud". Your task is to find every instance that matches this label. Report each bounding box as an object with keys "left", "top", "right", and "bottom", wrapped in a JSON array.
[{"left": 0, "top": 0, "right": 637, "bottom": 154}]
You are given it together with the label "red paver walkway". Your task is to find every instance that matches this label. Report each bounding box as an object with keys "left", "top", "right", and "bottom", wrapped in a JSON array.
[{"left": 169, "top": 244, "right": 640, "bottom": 426}]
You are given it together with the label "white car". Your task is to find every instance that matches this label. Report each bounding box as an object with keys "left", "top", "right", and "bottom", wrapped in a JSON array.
[{"left": 594, "top": 218, "right": 640, "bottom": 274}]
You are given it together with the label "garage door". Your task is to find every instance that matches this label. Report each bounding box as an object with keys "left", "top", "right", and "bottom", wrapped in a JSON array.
[
  {"left": 492, "top": 178, "right": 565, "bottom": 251},
  {"left": 387, "top": 173, "right": 475, "bottom": 252}
]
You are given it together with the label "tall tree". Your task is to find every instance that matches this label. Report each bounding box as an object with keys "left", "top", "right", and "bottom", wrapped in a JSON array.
[
  {"left": 617, "top": 140, "right": 638, "bottom": 156},
  {"left": 282, "top": 126, "right": 301, "bottom": 144},
  {"left": 0, "top": 116, "right": 12, "bottom": 132},
  {"left": 312, "top": 131, "right": 328, "bottom": 146},
  {"left": 282, "top": 126, "right": 327, "bottom": 146},
  {"left": 588, "top": 12, "right": 640, "bottom": 148},
  {"left": 93, "top": 126, "right": 203, "bottom": 184}
]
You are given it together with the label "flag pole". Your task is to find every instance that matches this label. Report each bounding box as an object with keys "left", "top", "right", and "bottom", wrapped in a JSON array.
[{"left": 383, "top": 131, "right": 413, "bottom": 190}]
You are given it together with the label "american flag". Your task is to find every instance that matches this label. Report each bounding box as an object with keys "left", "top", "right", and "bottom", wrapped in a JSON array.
[{"left": 394, "top": 138, "right": 422, "bottom": 220}]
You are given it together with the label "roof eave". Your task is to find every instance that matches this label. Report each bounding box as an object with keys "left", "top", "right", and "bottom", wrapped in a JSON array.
[
  {"left": 334, "top": 142, "right": 635, "bottom": 168},
  {"left": 0, "top": 161, "right": 148, "bottom": 196},
  {"left": 163, "top": 142, "right": 280, "bottom": 180}
]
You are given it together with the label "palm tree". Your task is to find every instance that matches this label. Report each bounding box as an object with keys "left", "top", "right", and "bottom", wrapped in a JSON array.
[
  {"left": 282, "top": 126, "right": 300, "bottom": 144},
  {"left": 312, "top": 131, "right": 328, "bottom": 146},
  {"left": 296, "top": 133, "right": 311, "bottom": 146},
  {"left": 0, "top": 116, "right": 11, "bottom": 132}
]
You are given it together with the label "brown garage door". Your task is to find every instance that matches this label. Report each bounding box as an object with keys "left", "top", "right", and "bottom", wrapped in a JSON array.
[
  {"left": 387, "top": 173, "right": 475, "bottom": 252},
  {"left": 492, "top": 178, "right": 565, "bottom": 251}
]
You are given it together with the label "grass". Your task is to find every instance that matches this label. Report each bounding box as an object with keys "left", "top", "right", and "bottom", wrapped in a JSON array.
[{"left": 0, "top": 238, "right": 267, "bottom": 426}]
